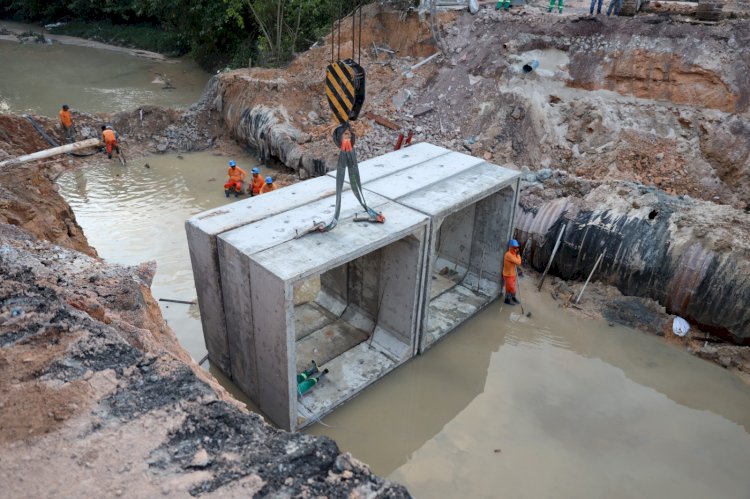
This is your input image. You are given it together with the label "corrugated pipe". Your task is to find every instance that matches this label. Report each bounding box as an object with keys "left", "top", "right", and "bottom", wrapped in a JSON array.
[{"left": 515, "top": 192, "right": 750, "bottom": 344}]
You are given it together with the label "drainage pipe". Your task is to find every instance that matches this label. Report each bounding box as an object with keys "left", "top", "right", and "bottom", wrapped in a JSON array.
[
  {"left": 0, "top": 138, "right": 101, "bottom": 168},
  {"left": 522, "top": 60, "right": 539, "bottom": 73},
  {"left": 515, "top": 185, "right": 750, "bottom": 343}
]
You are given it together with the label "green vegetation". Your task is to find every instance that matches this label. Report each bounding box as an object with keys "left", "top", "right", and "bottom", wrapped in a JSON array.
[
  {"left": 48, "top": 21, "right": 189, "bottom": 57},
  {"left": 0, "top": 0, "right": 365, "bottom": 71}
]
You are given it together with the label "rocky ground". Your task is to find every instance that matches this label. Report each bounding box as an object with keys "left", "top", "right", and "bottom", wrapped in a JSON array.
[{"left": 2, "top": 2, "right": 750, "bottom": 496}]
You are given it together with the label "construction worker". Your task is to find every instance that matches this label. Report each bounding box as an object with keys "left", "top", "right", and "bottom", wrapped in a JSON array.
[
  {"left": 606, "top": 0, "right": 623, "bottom": 16},
  {"left": 502, "top": 239, "right": 522, "bottom": 305},
  {"left": 100, "top": 125, "right": 120, "bottom": 160},
  {"left": 495, "top": 0, "right": 511, "bottom": 11},
  {"left": 260, "top": 176, "right": 277, "bottom": 194},
  {"left": 224, "top": 160, "right": 246, "bottom": 198},
  {"left": 548, "top": 0, "right": 564, "bottom": 13},
  {"left": 59, "top": 104, "right": 74, "bottom": 143},
  {"left": 249, "top": 167, "right": 264, "bottom": 196}
]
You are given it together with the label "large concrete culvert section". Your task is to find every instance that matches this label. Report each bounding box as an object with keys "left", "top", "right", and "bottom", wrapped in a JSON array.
[
  {"left": 515, "top": 185, "right": 750, "bottom": 343},
  {"left": 187, "top": 144, "right": 521, "bottom": 430}
]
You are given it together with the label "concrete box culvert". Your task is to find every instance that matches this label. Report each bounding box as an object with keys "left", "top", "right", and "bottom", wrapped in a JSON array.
[
  {"left": 216, "top": 191, "right": 429, "bottom": 431},
  {"left": 337, "top": 144, "right": 522, "bottom": 352},
  {"left": 185, "top": 175, "right": 345, "bottom": 377}
]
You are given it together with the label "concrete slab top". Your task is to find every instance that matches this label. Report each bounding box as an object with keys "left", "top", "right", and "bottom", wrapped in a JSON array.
[
  {"left": 370, "top": 162, "right": 521, "bottom": 217},
  {"left": 360, "top": 150, "right": 485, "bottom": 199},
  {"left": 186, "top": 175, "right": 342, "bottom": 236},
  {"left": 326, "top": 142, "right": 450, "bottom": 184},
  {"left": 250, "top": 201, "right": 429, "bottom": 282},
  {"left": 219, "top": 190, "right": 394, "bottom": 256}
]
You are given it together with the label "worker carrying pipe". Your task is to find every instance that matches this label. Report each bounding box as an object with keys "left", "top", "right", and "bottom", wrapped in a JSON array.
[
  {"left": 502, "top": 239, "right": 522, "bottom": 305},
  {"left": 224, "top": 160, "right": 246, "bottom": 198}
]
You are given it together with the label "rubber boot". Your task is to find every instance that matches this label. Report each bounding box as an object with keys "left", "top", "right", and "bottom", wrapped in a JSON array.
[
  {"left": 225, "top": 190, "right": 230, "bottom": 198},
  {"left": 504, "top": 293, "right": 516, "bottom": 305},
  {"left": 512, "top": 295, "right": 520, "bottom": 304}
]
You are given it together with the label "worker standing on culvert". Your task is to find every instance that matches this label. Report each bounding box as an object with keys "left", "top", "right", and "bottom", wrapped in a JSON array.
[
  {"left": 224, "top": 160, "right": 246, "bottom": 198},
  {"left": 249, "top": 167, "right": 264, "bottom": 196},
  {"left": 59, "top": 105, "right": 74, "bottom": 143},
  {"left": 260, "top": 176, "right": 277, "bottom": 194},
  {"left": 502, "top": 239, "right": 522, "bottom": 305},
  {"left": 101, "top": 125, "right": 120, "bottom": 160}
]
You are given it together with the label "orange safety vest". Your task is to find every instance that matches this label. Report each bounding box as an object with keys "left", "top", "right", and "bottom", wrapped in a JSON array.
[
  {"left": 60, "top": 109, "right": 72, "bottom": 128},
  {"left": 102, "top": 129, "right": 117, "bottom": 144},
  {"left": 251, "top": 174, "right": 264, "bottom": 194},
  {"left": 227, "top": 166, "right": 247, "bottom": 182},
  {"left": 260, "top": 182, "right": 277, "bottom": 194},
  {"left": 502, "top": 249, "right": 522, "bottom": 277}
]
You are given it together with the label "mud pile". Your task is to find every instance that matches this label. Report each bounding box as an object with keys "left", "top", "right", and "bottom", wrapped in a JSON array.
[{"left": 0, "top": 222, "right": 408, "bottom": 497}]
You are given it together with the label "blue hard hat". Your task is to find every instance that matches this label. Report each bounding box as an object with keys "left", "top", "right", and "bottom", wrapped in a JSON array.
[
  {"left": 509, "top": 239, "right": 520, "bottom": 248},
  {"left": 229, "top": 160, "right": 236, "bottom": 167},
  {"left": 265, "top": 176, "right": 273, "bottom": 184},
  {"left": 252, "top": 167, "right": 260, "bottom": 174}
]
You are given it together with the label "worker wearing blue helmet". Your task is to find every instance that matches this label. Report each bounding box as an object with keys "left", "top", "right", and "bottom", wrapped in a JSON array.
[
  {"left": 502, "top": 239, "right": 522, "bottom": 305},
  {"left": 249, "top": 167, "right": 264, "bottom": 196},
  {"left": 260, "top": 175, "right": 277, "bottom": 194}
]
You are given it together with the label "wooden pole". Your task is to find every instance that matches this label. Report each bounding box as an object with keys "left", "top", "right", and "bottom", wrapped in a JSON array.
[
  {"left": 537, "top": 223, "right": 566, "bottom": 291},
  {"left": 575, "top": 250, "right": 606, "bottom": 304},
  {"left": 0, "top": 138, "right": 100, "bottom": 168}
]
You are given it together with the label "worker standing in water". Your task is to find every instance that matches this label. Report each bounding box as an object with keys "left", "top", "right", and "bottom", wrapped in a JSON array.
[
  {"left": 502, "top": 239, "right": 522, "bottom": 305},
  {"left": 224, "top": 160, "right": 247, "bottom": 198},
  {"left": 249, "top": 167, "right": 264, "bottom": 196},
  {"left": 260, "top": 176, "right": 277, "bottom": 194},
  {"left": 59, "top": 105, "right": 74, "bottom": 143},
  {"left": 101, "top": 125, "right": 120, "bottom": 160}
]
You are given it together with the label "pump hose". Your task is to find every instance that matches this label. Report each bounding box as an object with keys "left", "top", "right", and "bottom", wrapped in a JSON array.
[{"left": 23, "top": 115, "right": 99, "bottom": 157}]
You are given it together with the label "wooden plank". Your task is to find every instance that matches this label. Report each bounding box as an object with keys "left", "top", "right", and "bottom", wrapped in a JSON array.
[{"left": 366, "top": 111, "right": 400, "bottom": 130}]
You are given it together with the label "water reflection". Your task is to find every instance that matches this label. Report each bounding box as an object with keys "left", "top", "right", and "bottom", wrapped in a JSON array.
[{"left": 0, "top": 21, "right": 210, "bottom": 115}]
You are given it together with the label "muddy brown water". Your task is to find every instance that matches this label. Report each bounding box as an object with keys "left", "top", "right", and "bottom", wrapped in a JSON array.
[
  {"left": 0, "top": 21, "right": 209, "bottom": 115},
  {"left": 56, "top": 153, "right": 750, "bottom": 498}
]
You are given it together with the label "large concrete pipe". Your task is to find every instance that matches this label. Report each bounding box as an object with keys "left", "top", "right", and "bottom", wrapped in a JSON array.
[{"left": 515, "top": 184, "right": 750, "bottom": 343}]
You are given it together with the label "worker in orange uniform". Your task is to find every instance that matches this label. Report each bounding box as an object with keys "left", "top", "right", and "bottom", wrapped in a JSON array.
[
  {"left": 100, "top": 125, "right": 120, "bottom": 160},
  {"left": 60, "top": 105, "right": 74, "bottom": 143},
  {"left": 260, "top": 176, "right": 277, "bottom": 194},
  {"left": 224, "top": 160, "right": 247, "bottom": 198},
  {"left": 248, "top": 167, "right": 264, "bottom": 196},
  {"left": 502, "top": 239, "right": 522, "bottom": 305}
]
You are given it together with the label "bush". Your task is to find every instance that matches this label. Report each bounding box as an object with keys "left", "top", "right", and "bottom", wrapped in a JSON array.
[{"left": 48, "top": 21, "right": 190, "bottom": 57}]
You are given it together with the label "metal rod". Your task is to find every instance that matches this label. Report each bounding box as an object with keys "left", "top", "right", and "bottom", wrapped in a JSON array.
[
  {"left": 575, "top": 250, "right": 606, "bottom": 304},
  {"left": 537, "top": 223, "right": 566, "bottom": 291},
  {"left": 158, "top": 298, "right": 195, "bottom": 305},
  {"left": 198, "top": 354, "right": 209, "bottom": 365}
]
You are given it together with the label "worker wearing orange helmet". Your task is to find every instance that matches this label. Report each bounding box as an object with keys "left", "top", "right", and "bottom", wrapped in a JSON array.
[
  {"left": 502, "top": 239, "right": 522, "bottom": 305},
  {"left": 260, "top": 176, "right": 277, "bottom": 194},
  {"left": 59, "top": 104, "right": 74, "bottom": 143},
  {"left": 100, "top": 125, "right": 120, "bottom": 160},
  {"left": 224, "top": 160, "right": 247, "bottom": 198},
  {"left": 248, "top": 167, "right": 264, "bottom": 196}
]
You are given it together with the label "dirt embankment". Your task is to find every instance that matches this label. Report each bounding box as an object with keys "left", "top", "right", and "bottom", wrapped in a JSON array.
[{"left": 211, "top": 6, "right": 750, "bottom": 211}]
